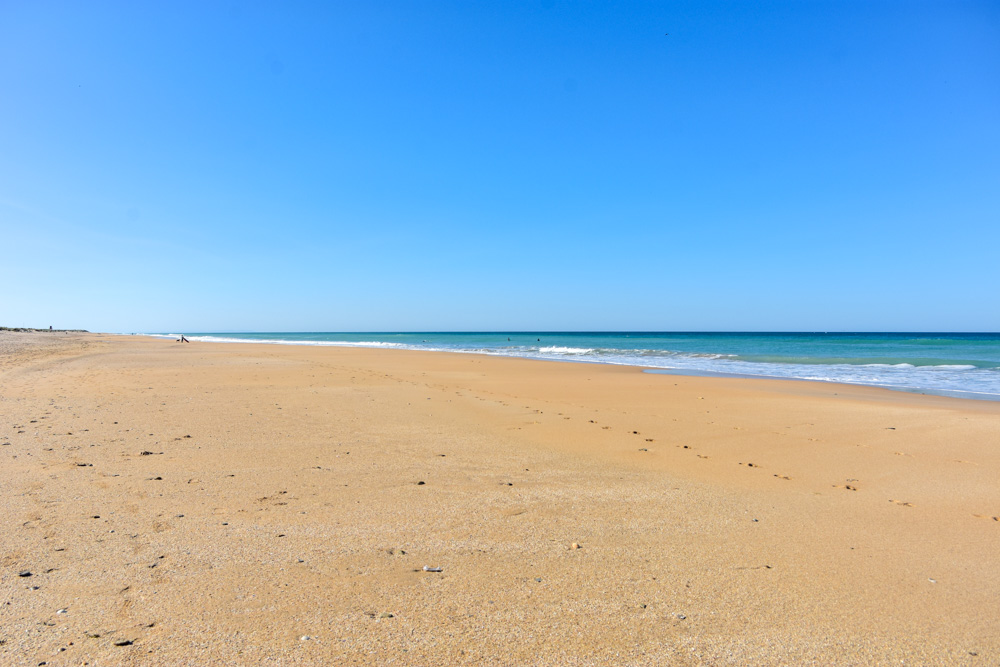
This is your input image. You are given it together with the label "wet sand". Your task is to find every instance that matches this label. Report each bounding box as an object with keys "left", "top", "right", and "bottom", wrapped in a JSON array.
[{"left": 2, "top": 332, "right": 998, "bottom": 665}]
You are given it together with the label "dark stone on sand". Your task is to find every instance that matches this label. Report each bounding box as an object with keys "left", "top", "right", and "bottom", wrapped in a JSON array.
[
  {"left": 113, "top": 639, "right": 133, "bottom": 646},
  {"left": 417, "top": 481, "right": 425, "bottom": 485},
  {"left": 18, "top": 570, "right": 31, "bottom": 577}
]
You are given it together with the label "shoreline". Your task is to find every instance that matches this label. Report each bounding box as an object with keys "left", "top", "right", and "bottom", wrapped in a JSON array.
[
  {"left": 3, "top": 332, "right": 998, "bottom": 664},
  {"left": 642, "top": 367, "right": 1000, "bottom": 402},
  {"left": 134, "top": 332, "right": 1000, "bottom": 403}
]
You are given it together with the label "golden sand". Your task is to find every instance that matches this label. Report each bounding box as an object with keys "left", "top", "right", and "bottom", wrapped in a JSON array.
[{"left": 2, "top": 332, "right": 998, "bottom": 664}]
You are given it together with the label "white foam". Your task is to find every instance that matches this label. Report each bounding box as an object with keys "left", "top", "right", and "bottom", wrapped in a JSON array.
[
  {"left": 132, "top": 333, "right": 1000, "bottom": 399},
  {"left": 142, "top": 334, "right": 403, "bottom": 348}
]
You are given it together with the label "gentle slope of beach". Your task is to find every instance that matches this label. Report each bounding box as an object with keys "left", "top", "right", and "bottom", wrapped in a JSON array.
[{"left": 2, "top": 333, "right": 998, "bottom": 664}]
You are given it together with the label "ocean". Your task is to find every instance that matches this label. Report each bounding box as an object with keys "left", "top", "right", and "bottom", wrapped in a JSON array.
[{"left": 144, "top": 332, "right": 1000, "bottom": 401}]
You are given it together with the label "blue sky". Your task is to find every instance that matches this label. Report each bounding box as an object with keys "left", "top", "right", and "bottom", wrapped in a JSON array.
[{"left": 2, "top": 1, "right": 998, "bottom": 332}]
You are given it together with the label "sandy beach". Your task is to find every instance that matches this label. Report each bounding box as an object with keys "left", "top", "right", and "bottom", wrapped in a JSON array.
[{"left": 1, "top": 332, "right": 998, "bottom": 665}]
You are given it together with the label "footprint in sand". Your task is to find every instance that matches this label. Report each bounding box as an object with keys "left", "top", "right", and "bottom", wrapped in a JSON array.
[
  {"left": 773, "top": 474, "right": 791, "bottom": 480},
  {"left": 972, "top": 514, "right": 999, "bottom": 521},
  {"left": 833, "top": 484, "right": 857, "bottom": 491},
  {"left": 889, "top": 499, "right": 914, "bottom": 507}
]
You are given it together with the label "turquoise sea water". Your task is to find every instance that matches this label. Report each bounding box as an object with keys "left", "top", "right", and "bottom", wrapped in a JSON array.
[{"left": 145, "top": 332, "right": 1000, "bottom": 400}]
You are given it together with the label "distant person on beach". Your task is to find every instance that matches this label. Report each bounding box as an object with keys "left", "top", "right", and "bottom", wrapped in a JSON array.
[{"left": 180, "top": 335, "right": 190, "bottom": 343}]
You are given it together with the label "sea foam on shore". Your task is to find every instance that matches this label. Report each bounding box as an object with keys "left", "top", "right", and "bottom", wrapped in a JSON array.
[{"left": 141, "top": 331, "right": 1000, "bottom": 399}]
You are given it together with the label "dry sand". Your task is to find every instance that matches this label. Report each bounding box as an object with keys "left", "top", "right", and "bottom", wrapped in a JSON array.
[{"left": 1, "top": 332, "right": 998, "bottom": 665}]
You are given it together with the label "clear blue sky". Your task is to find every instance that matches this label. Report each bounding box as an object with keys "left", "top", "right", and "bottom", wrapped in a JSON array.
[{"left": 2, "top": 1, "right": 998, "bottom": 332}]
